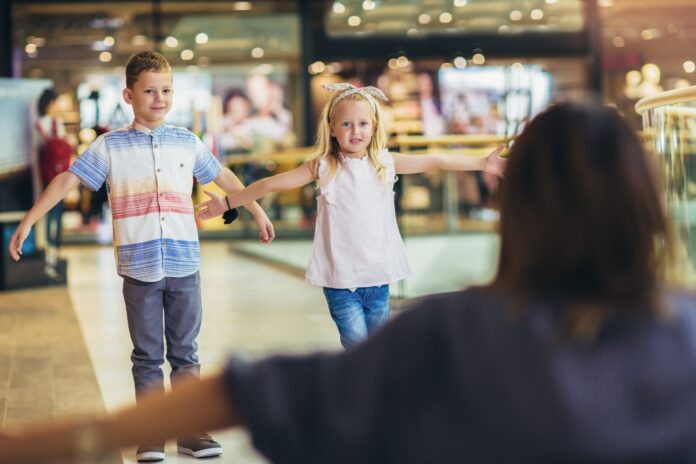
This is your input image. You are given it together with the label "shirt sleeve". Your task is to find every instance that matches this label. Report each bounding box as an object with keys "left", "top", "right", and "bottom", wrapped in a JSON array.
[
  {"left": 68, "top": 135, "right": 109, "bottom": 191},
  {"left": 222, "top": 297, "right": 447, "bottom": 464},
  {"left": 193, "top": 136, "right": 222, "bottom": 185}
]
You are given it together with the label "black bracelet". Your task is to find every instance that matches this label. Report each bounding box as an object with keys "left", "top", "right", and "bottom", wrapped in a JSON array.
[{"left": 222, "top": 196, "right": 238, "bottom": 224}]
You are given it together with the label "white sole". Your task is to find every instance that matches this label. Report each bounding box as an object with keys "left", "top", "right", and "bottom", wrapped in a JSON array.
[
  {"left": 136, "top": 450, "right": 165, "bottom": 462},
  {"left": 177, "top": 446, "right": 223, "bottom": 458}
]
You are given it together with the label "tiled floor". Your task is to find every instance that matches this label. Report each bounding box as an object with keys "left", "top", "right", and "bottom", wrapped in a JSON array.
[
  {"left": 64, "top": 241, "right": 344, "bottom": 464},
  {"left": 2, "top": 234, "right": 498, "bottom": 463}
]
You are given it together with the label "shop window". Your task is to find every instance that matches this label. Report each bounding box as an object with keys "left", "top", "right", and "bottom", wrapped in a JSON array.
[{"left": 326, "top": 0, "right": 585, "bottom": 37}]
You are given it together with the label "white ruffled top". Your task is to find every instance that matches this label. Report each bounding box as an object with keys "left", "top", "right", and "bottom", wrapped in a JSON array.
[{"left": 305, "top": 149, "right": 412, "bottom": 289}]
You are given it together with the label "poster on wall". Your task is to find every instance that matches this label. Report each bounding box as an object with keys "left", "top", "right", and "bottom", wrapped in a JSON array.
[
  {"left": 77, "top": 64, "right": 296, "bottom": 158},
  {"left": 439, "top": 65, "right": 552, "bottom": 137}
]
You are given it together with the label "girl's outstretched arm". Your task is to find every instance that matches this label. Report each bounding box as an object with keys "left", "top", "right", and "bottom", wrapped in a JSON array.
[
  {"left": 197, "top": 161, "right": 316, "bottom": 220},
  {"left": 393, "top": 145, "right": 505, "bottom": 175}
]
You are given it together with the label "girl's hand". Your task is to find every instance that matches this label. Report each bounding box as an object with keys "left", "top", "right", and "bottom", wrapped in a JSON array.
[
  {"left": 8, "top": 223, "right": 30, "bottom": 261},
  {"left": 196, "top": 190, "right": 228, "bottom": 220},
  {"left": 483, "top": 145, "right": 507, "bottom": 178},
  {"left": 252, "top": 210, "right": 275, "bottom": 244}
]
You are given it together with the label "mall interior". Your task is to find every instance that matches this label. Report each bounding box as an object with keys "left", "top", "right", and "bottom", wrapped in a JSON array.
[{"left": 1, "top": 0, "right": 696, "bottom": 462}]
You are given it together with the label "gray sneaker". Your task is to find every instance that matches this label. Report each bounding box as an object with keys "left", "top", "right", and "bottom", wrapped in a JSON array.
[
  {"left": 177, "top": 433, "right": 223, "bottom": 458},
  {"left": 136, "top": 443, "right": 165, "bottom": 462}
]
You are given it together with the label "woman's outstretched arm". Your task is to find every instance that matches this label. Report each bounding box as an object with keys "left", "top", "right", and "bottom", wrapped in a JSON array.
[{"left": 1, "top": 373, "right": 240, "bottom": 464}]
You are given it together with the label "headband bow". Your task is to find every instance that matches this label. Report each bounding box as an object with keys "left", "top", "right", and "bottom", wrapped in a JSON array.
[{"left": 322, "top": 83, "right": 388, "bottom": 114}]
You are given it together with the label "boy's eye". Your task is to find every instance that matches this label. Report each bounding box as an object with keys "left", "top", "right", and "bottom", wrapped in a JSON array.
[
  {"left": 342, "top": 122, "right": 350, "bottom": 127},
  {"left": 163, "top": 89, "right": 172, "bottom": 95}
]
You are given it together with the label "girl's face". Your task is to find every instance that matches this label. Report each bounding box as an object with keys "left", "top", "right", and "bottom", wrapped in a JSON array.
[{"left": 330, "top": 99, "right": 374, "bottom": 158}]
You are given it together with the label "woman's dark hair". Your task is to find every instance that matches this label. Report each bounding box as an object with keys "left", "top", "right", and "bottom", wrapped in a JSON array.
[
  {"left": 492, "top": 102, "right": 672, "bottom": 314},
  {"left": 37, "top": 88, "right": 58, "bottom": 117}
]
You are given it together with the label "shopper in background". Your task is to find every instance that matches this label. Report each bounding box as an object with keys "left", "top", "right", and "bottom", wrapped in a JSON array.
[
  {"left": 198, "top": 82, "right": 506, "bottom": 349},
  {"left": 4, "top": 101, "right": 692, "bottom": 464},
  {"left": 34, "top": 87, "right": 72, "bottom": 275},
  {"left": 8, "top": 51, "right": 275, "bottom": 463}
]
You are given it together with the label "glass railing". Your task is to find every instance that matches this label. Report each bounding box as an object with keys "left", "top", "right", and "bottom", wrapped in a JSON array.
[{"left": 636, "top": 86, "right": 696, "bottom": 279}]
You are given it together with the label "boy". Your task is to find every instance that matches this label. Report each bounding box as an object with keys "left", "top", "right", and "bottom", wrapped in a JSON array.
[{"left": 8, "top": 51, "right": 275, "bottom": 462}]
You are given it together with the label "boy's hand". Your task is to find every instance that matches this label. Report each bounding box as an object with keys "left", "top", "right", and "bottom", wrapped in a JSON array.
[
  {"left": 484, "top": 145, "right": 507, "bottom": 178},
  {"left": 8, "top": 223, "right": 30, "bottom": 261},
  {"left": 196, "top": 190, "right": 228, "bottom": 220},
  {"left": 252, "top": 210, "right": 275, "bottom": 244}
]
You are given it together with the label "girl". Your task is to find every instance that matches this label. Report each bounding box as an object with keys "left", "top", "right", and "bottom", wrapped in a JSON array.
[{"left": 197, "top": 83, "right": 506, "bottom": 348}]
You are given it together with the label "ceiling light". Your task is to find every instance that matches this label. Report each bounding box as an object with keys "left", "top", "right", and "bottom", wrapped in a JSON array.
[
  {"left": 25, "top": 43, "right": 37, "bottom": 54},
  {"left": 440, "top": 63, "right": 453, "bottom": 70},
  {"left": 195, "top": 33, "right": 208, "bottom": 45},
  {"left": 388, "top": 58, "right": 399, "bottom": 69},
  {"left": 418, "top": 13, "right": 432, "bottom": 24},
  {"left": 509, "top": 10, "right": 522, "bottom": 21},
  {"left": 597, "top": 0, "right": 614, "bottom": 6},
  {"left": 397, "top": 55, "right": 409, "bottom": 67},
  {"left": 180, "top": 49, "right": 194, "bottom": 60},
  {"left": 362, "top": 0, "right": 376, "bottom": 10},
  {"left": 99, "top": 51, "right": 112, "bottom": 62},
  {"left": 103, "top": 36, "right": 115, "bottom": 47},
  {"left": 454, "top": 0, "right": 467, "bottom": 6},
  {"left": 440, "top": 12, "right": 453, "bottom": 23},
  {"left": 165, "top": 36, "right": 178, "bottom": 48},
  {"left": 251, "top": 47, "right": 265, "bottom": 58},
  {"left": 530, "top": 9, "right": 544, "bottom": 20},
  {"left": 545, "top": 0, "right": 558, "bottom": 3},
  {"left": 453, "top": 56, "right": 467, "bottom": 68},
  {"left": 511, "top": 62, "right": 524, "bottom": 72},
  {"left": 472, "top": 52, "right": 485, "bottom": 65},
  {"left": 612, "top": 36, "right": 625, "bottom": 47},
  {"left": 348, "top": 15, "right": 362, "bottom": 26},
  {"left": 233, "top": 2, "right": 252, "bottom": 11},
  {"left": 333, "top": 2, "right": 346, "bottom": 14},
  {"left": 684, "top": 60, "right": 696, "bottom": 74}
]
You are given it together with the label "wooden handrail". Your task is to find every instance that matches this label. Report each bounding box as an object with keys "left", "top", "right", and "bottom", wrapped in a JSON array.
[{"left": 636, "top": 85, "right": 696, "bottom": 114}]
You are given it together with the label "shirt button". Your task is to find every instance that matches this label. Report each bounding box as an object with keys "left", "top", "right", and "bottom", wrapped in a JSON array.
[
  {"left": 180, "top": 163, "right": 184, "bottom": 168},
  {"left": 157, "top": 168, "right": 161, "bottom": 173},
  {"left": 154, "top": 144, "right": 159, "bottom": 148},
  {"left": 159, "top": 192, "right": 164, "bottom": 197},
  {"left": 161, "top": 217, "right": 165, "bottom": 221}
]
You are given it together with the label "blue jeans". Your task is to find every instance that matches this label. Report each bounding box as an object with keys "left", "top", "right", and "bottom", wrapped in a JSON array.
[
  {"left": 323, "top": 285, "right": 390, "bottom": 349},
  {"left": 45, "top": 201, "right": 64, "bottom": 248}
]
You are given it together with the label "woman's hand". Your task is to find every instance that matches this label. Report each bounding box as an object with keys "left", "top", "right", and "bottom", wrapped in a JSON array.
[
  {"left": 196, "top": 190, "right": 228, "bottom": 220},
  {"left": 483, "top": 145, "right": 507, "bottom": 178}
]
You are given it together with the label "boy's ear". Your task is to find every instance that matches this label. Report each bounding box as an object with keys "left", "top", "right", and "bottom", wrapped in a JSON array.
[{"left": 122, "top": 88, "right": 133, "bottom": 105}]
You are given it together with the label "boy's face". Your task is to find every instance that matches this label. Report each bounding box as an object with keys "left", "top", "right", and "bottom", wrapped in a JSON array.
[{"left": 122, "top": 70, "right": 173, "bottom": 129}]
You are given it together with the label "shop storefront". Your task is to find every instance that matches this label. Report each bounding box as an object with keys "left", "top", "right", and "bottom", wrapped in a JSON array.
[{"left": 0, "top": 0, "right": 608, "bottom": 249}]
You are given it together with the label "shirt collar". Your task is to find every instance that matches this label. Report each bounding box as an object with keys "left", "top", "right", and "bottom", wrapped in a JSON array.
[{"left": 131, "top": 120, "right": 167, "bottom": 135}]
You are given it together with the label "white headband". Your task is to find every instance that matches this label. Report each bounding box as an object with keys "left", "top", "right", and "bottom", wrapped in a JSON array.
[{"left": 322, "top": 83, "right": 388, "bottom": 115}]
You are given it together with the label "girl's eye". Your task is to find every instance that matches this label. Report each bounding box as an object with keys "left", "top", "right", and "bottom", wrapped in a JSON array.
[
  {"left": 342, "top": 122, "right": 350, "bottom": 127},
  {"left": 360, "top": 121, "right": 369, "bottom": 127},
  {"left": 145, "top": 90, "right": 153, "bottom": 94},
  {"left": 163, "top": 89, "right": 172, "bottom": 95}
]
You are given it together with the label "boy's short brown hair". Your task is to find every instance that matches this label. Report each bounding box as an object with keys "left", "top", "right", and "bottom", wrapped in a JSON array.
[{"left": 125, "top": 51, "right": 172, "bottom": 89}]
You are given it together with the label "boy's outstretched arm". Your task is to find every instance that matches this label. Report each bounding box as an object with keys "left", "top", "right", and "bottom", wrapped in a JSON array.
[
  {"left": 8, "top": 171, "right": 81, "bottom": 261},
  {"left": 198, "top": 162, "right": 315, "bottom": 220},
  {"left": 211, "top": 167, "right": 276, "bottom": 243},
  {"left": 393, "top": 145, "right": 506, "bottom": 176},
  {"left": 0, "top": 373, "right": 240, "bottom": 464}
]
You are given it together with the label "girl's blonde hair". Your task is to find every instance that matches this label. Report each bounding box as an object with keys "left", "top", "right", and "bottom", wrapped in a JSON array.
[{"left": 313, "top": 91, "right": 388, "bottom": 183}]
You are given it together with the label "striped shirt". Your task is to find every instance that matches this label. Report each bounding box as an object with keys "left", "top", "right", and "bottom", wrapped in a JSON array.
[{"left": 69, "top": 122, "right": 221, "bottom": 282}]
